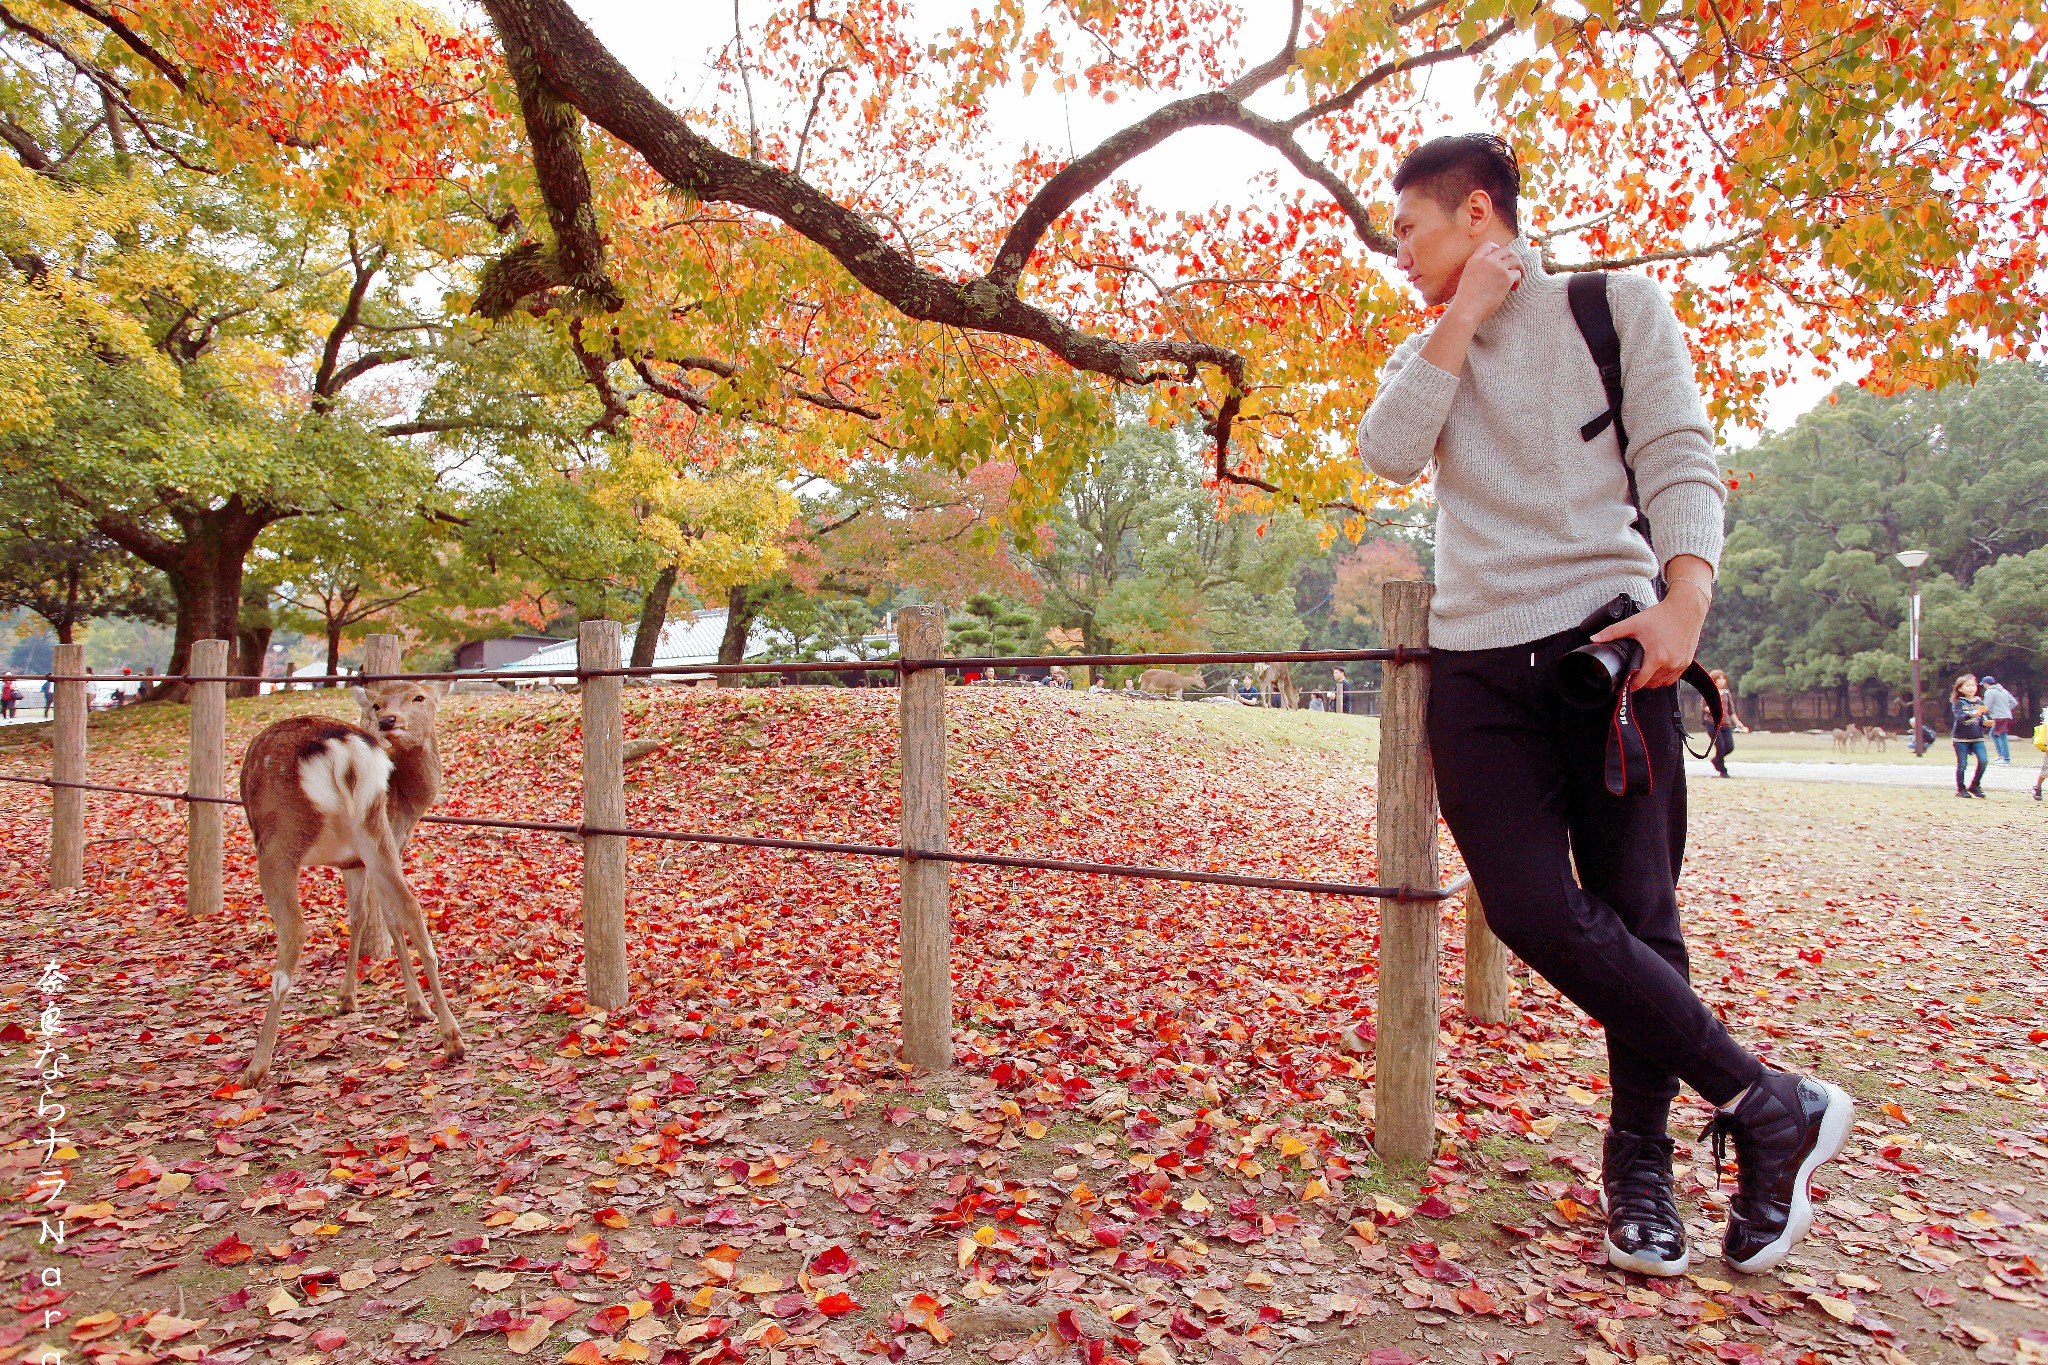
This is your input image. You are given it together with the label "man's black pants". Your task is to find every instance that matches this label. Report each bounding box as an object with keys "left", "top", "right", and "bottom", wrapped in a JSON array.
[{"left": 1427, "top": 621, "right": 1762, "bottom": 1134}]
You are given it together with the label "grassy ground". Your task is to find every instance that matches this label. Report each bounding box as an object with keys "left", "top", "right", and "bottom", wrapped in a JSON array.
[
  {"left": 1, "top": 689, "right": 2043, "bottom": 1365},
  {"left": 1716, "top": 729, "right": 1972, "bottom": 767}
]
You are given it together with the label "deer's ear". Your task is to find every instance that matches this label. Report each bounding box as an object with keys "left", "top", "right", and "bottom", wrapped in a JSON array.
[
  {"left": 348, "top": 685, "right": 371, "bottom": 714},
  {"left": 429, "top": 681, "right": 451, "bottom": 700}
]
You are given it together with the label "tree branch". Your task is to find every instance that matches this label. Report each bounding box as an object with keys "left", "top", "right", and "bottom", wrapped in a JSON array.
[
  {"left": 477, "top": 0, "right": 1246, "bottom": 446},
  {"left": 473, "top": 4, "right": 621, "bottom": 318},
  {"left": 311, "top": 236, "right": 386, "bottom": 404}
]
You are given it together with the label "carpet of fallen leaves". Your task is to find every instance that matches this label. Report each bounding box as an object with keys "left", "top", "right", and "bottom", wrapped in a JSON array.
[{"left": 2, "top": 687, "right": 2045, "bottom": 1365}]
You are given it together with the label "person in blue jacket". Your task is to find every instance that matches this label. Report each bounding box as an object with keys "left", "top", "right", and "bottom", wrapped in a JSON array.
[{"left": 1950, "top": 674, "right": 1991, "bottom": 798}]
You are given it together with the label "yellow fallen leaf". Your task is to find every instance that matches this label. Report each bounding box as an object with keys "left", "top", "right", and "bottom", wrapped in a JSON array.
[
  {"left": 1023, "top": 1120, "right": 1048, "bottom": 1140},
  {"left": 610, "top": 1341, "right": 651, "bottom": 1361},
  {"left": 733, "top": 1274, "right": 785, "bottom": 1295},
  {"left": 265, "top": 1287, "right": 299, "bottom": 1317},
  {"left": 1836, "top": 1273, "right": 1883, "bottom": 1292},
  {"left": 973, "top": 1225, "right": 997, "bottom": 1246},
  {"left": 511, "top": 1212, "right": 551, "bottom": 1232},
  {"left": 338, "top": 1269, "right": 376, "bottom": 1292},
  {"left": 143, "top": 1314, "right": 204, "bottom": 1343},
  {"left": 484, "top": 1211, "right": 518, "bottom": 1227},
  {"left": 957, "top": 1237, "right": 976, "bottom": 1269},
  {"left": 157, "top": 1172, "right": 193, "bottom": 1197},
  {"left": 1181, "top": 1192, "right": 1212, "bottom": 1214},
  {"left": 505, "top": 1319, "right": 551, "bottom": 1355},
  {"left": 1526, "top": 1116, "right": 1561, "bottom": 1138},
  {"left": 68, "top": 1312, "right": 122, "bottom": 1343},
  {"left": 1564, "top": 1085, "right": 1597, "bottom": 1105},
  {"left": 1277, "top": 1136, "right": 1308, "bottom": 1158},
  {"left": 1809, "top": 1294, "right": 1855, "bottom": 1322},
  {"left": 474, "top": 1272, "right": 518, "bottom": 1293}
]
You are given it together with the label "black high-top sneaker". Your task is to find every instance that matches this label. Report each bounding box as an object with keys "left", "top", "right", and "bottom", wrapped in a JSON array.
[
  {"left": 1701, "top": 1070, "right": 1853, "bottom": 1274},
  {"left": 1601, "top": 1129, "right": 1691, "bottom": 1276}
]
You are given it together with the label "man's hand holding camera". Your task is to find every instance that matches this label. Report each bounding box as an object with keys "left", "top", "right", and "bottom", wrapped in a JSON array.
[{"left": 1589, "top": 554, "right": 1715, "bottom": 690}]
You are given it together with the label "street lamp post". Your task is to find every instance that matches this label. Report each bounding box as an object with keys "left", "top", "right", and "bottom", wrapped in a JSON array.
[{"left": 1896, "top": 550, "right": 1930, "bottom": 756}]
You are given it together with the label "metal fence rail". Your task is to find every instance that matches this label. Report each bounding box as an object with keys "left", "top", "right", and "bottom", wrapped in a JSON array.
[{"left": 10, "top": 589, "right": 1504, "bottom": 1160}]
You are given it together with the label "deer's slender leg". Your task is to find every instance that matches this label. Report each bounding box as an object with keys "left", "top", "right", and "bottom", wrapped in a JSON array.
[
  {"left": 387, "top": 817, "right": 429, "bottom": 1019},
  {"left": 387, "top": 900, "right": 432, "bottom": 1024},
  {"left": 363, "top": 828, "right": 463, "bottom": 1060},
  {"left": 340, "top": 867, "right": 367, "bottom": 1015},
  {"left": 245, "top": 849, "right": 307, "bottom": 1087}
]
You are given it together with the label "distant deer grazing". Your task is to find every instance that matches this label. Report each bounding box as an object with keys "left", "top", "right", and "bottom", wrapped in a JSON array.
[
  {"left": 1137, "top": 667, "right": 1204, "bottom": 700},
  {"left": 1255, "top": 661, "right": 1299, "bottom": 710},
  {"left": 1864, "top": 724, "right": 1888, "bottom": 751},
  {"left": 238, "top": 681, "right": 461, "bottom": 1086}
]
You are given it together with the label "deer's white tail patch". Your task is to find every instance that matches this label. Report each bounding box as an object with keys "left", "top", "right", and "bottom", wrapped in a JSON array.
[{"left": 298, "top": 734, "right": 391, "bottom": 827}]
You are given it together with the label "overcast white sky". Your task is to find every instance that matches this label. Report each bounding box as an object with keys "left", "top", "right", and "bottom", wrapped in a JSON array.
[{"left": 534, "top": 1, "right": 1852, "bottom": 443}]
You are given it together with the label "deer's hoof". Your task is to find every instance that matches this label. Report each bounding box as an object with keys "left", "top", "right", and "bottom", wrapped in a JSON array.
[
  {"left": 336, "top": 998, "right": 356, "bottom": 1016},
  {"left": 441, "top": 1036, "right": 466, "bottom": 1062},
  {"left": 406, "top": 1003, "right": 432, "bottom": 1023},
  {"left": 241, "top": 1064, "right": 268, "bottom": 1089}
]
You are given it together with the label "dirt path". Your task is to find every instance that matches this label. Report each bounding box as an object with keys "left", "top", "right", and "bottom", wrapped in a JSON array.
[{"left": 2, "top": 693, "right": 2043, "bottom": 1365}]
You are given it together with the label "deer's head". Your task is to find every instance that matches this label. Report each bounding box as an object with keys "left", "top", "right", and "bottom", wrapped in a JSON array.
[{"left": 351, "top": 681, "right": 449, "bottom": 751}]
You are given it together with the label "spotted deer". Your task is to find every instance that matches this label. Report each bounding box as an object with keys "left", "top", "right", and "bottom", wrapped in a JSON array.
[{"left": 237, "top": 681, "right": 461, "bottom": 1086}]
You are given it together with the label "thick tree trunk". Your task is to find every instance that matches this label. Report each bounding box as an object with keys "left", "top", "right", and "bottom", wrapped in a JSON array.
[
  {"left": 718, "top": 583, "right": 757, "bottom": 666},
  {"left": 325, "top": 622, "right": 345, "bottom": 686},
  {"left": 239, "top": 627, "right": 272, "bottom": 689},
  {"left": 632, "top": 563, "right": 677, "bottom": 669},
  {"left": 98, "top": 500, "right": 275, "bottom": 702}
]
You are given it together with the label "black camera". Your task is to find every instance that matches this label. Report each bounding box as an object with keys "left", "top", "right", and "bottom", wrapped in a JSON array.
[{"left": 1558, "top": 595, "right": 1643, "bottom": 709}]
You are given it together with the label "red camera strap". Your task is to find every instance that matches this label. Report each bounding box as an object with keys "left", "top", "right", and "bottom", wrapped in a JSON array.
[{"left": 1604, "top": 662, "right": 1725, "bottom": 797}]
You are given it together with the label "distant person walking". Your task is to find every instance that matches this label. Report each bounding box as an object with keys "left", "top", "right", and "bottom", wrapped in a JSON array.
[
  {"left": 1332, "top": 665, "right": 1348, "bottom": 715},
  {"left": 40, "top": 678, "right": 52, "bottom": 716},
  {"left": 1705, "top": 669, "right": 1748, "bottom": 777},
  {"left": 1, "top": 674, "right": 16, "bottom": 720},
  {"left": 1980, "top": 674, "right": 2016, "bottom": 763},
  {"left": 2034, "top": 705, "right": 2047, "bottom": 802},
  {"left": 1951, "top": 674, "right": 1990, "bottom": 798}
]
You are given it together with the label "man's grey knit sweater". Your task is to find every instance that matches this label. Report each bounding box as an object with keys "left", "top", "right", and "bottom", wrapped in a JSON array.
[{"left": 1356, "top": 238, "right": 1726, "bottom": 651}]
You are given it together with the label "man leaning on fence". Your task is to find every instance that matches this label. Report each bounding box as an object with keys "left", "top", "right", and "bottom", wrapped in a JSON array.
[{"left": 1354, "top": 134, "right": 1852, "bottom": 1278}]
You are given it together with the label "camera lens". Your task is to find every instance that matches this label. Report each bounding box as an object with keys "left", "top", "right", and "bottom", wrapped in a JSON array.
[{"left": 1559, "top": 639, "right": 1641, "bottom": 709}]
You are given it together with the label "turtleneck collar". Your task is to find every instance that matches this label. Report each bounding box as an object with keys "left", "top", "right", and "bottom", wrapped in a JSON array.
[{"left": 1478, "top": 236, "right": 1551, "bottom": 329}]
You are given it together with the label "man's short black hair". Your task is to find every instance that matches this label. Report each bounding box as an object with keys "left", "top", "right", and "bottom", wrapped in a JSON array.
[{"left": 1391, "top": 134, "right": 1521, "bottom": 235}]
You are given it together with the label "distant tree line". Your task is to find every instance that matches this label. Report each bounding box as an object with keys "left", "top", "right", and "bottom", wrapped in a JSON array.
[{"left": 1702, "top": 363, "right": 2048, "bottom": 727}]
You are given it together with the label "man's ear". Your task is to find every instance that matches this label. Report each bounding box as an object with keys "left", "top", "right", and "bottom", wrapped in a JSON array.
[{"left": 1465, "top": 189, "right": 1495, "bottom": 232}]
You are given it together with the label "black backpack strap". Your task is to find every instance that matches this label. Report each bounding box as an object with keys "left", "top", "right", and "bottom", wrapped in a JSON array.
[
  {"left": 1567, "top": 271, "right": 1629, "bottom": 453},
  {"left": 1567, "top": 270, "right": 1664, "bottom": 599}
]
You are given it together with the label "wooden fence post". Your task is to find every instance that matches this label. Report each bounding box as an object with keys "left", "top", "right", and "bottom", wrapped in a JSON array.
[
  {"left": 49, "top": 642, "right": 85, "bottom": 890},
  {"left": 355, "top": 634, "right": 403, "bottom": 958},
  {"left": 1463, "top": 886, "right": 1511, "bottom": 1025},
  {"left": 1374, "top": 580, "right": 1439, "bottom": 1161},
  {"left": 187, "top": 639, "right": 229, "bottom": 919},
  {"left": 896, "top": 605, "right": 953, "bottom": 1071},
  {"left": 580, "top": 620, "right": 629, "bottom": 1010}
]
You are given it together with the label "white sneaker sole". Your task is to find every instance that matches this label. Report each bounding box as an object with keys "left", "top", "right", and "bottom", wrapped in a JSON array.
[
  {"left": 1725, "top": 1080, "right": 1854, "bottom": 1275},
  {"left": 1604, "top": 1236, "right": 1692, "bottom": 1277},
  {"left": 1600, "top": 1189, "right": 1692, "bottom": 1277}
]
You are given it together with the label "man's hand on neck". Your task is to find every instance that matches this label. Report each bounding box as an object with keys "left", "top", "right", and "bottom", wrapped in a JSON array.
[{"left": 1419, "top": 235, "right": 1523, "bottom": 375}]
